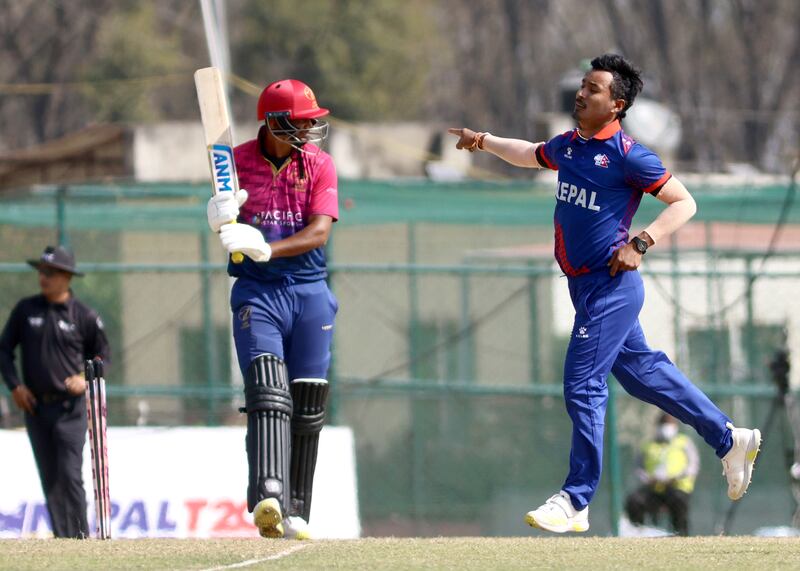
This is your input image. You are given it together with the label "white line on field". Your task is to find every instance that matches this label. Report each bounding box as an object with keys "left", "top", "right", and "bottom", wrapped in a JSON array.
[{"left": 198, "top": 544, "right": 309, "bottom": 571}]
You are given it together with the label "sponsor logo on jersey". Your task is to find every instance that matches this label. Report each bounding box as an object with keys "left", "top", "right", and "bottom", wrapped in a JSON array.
[
  {"left": 564, "top": 147, "right": 573, "bottom": 160},
  {"left": 576, "top": 326, "right": 589, "bottom": 339},
  {"left": 28, "top": 316, "right": 44, "bottom": 328},
  {"left": 256, "top": 209, "right": 304, "bottom": 227},
  {"left": 57, "top": 319, "right": 76, "bottom": 332}
]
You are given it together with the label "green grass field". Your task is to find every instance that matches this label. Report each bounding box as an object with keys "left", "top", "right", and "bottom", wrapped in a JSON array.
[{"left": 2, "top": 537, "right": 800, "bottom": 571}]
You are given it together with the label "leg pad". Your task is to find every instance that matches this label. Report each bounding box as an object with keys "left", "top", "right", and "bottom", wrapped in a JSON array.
[
  {"left": 290, "top": 378, "right": 329, "bottom": 521},
  {"left": 243, "top": 354, "right": 292, "bottom": 513}
]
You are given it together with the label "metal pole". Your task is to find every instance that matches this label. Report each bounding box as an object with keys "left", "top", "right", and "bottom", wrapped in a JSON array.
[
  {"left": 458, "top": 272, "right": 472, "bottom": 382},
  {"left": 199, "top": 0, "right": 241, "bottom": 399},
  {"left": 607, "top": 384, "right": 622, "bottom": 536},
  {"left": 326, "top": 233, "right": 340, "bottom": 424},
  {"left": 670, "top": 233, "right": 683, "bottom": 367},
  {"left": 744, "top": 256, "right": 756, "bottom": 382},
  {"left": 704, "top": 222, "right": 719, "bottom": 385},
  {"left": 408, "top": 222, "right": 420, "bottom": 379},
  {"left": 407, "top": 222, "right": 424, "bottom": 528},
  {"left": 56, "top": 186, "right": 69, "bottom": 247},
  {"left": 528, "top": 262, "right": 541, "bottom": 383},
  {"left": 199, "top": 0, "right": 229, "bottom": 73},
  {"left": 200, "top": 233, "right": 219, "bottom": 425}
]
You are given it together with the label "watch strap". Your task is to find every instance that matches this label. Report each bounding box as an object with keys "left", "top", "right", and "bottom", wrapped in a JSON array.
[{"left": 631, "top": 236, "right": 648, "bottom": 254}]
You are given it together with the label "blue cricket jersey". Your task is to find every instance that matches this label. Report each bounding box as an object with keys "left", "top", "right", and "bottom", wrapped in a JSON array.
[{"left": 535, "top": 120, "right": 671, "bottom": 276}]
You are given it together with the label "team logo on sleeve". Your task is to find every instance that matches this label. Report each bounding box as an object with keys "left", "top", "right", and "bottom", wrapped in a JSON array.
[
  {"left": 594, "top": 153, "right": 609, "bottom": 168},
  {"left": 238, "top": 306, "right": 253, "bottom": 329}
]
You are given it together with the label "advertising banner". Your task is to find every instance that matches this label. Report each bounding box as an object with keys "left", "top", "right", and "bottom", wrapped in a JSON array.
[{"left": 0, "top": 426, "right": 360, "bottom": 539}]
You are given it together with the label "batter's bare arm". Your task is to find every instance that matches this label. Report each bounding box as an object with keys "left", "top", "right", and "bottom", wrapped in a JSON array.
[
  {"left": 448, "top": 128, "right": 544, "bottom": 168},
  {"left": 269, "top": 215, "right": 333, "bottom": 259}
]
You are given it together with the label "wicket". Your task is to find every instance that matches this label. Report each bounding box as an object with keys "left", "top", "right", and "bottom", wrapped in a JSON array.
[{"left": 85, "top": 357, "right": 111, "bottom": 539}]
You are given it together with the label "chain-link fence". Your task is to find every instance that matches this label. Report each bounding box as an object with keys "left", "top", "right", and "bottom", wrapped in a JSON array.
[{"left": 0, "top": 178, "right": 798, "bottom": 535}]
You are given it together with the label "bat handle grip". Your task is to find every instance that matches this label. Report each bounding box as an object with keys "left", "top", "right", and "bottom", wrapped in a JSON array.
[{"left": 229, "top": 220, "right": 244, "bottom": 264}]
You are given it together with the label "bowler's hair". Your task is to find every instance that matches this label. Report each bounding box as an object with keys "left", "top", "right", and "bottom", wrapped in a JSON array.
[{"left": 590, "top": 54, "right": 643, "bottom": 119}]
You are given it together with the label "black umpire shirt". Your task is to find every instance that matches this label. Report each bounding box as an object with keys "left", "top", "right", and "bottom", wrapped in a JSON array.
[{"left": 0, "top": 293, "right": 110, "bottom": 398}]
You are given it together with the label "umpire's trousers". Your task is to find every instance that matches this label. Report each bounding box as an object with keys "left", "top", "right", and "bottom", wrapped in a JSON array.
[
  {"left": 25, "top": 395, "right": 89, "bottom": 538},
  {"left": 561, "top": 270, "right": 733, "bottom": 510}
]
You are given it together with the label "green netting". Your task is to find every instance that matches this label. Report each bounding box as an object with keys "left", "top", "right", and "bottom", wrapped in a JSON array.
[
  {"left": 0, "top": 178, "right": 798, "bottom": 536},
  {"left": 0, "top": 179, "right": 796, "bottom": 232}
]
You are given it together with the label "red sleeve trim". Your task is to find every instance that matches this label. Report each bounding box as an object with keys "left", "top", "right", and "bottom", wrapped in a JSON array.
[
  {"left": 535, "top": 144, "right": 557, "bottom": 171},
  {"left": 642, "top": 172, "right": 672, "bottom": 194}
]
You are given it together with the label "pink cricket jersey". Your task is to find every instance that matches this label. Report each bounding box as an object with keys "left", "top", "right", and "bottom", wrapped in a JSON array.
[{"left": 229, "top": 130, "right": 339, "bottom": 283}]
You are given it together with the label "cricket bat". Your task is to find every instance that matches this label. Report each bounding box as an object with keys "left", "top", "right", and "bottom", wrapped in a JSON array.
[{"left": 194, "top": 66, "right": 244, "bottom": 264}]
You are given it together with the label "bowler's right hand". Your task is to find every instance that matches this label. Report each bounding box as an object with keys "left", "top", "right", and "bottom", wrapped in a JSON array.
[
  {"left": 207, "top": 189, "right": 248, "bottom": 233},
  {"left": 11, "top": 385, "right": 36, "bottom": 415},
  {"left": 447, "top": 127, "right": 479, "bottom": 151}
]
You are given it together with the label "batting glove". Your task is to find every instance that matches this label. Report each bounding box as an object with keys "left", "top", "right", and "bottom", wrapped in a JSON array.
[
  {"left": 219, "top": 223, "right": 272, "bottom": 262},
  {"left": 207, "top": 189, "right": 248, "bottom": 233}
]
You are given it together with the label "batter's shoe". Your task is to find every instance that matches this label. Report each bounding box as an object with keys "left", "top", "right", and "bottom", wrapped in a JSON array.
[
  {"left": 253, "top": 497, "right": 284, "bottom": 538},
  {"left": 721, "top": 422, "right": 762, "bottom": 500},
  {"left": 525, "top": 491, "right": 589, "bottom": 533},
  {"left": 282, "top": 516, "right": 311, "bottom": 540}
]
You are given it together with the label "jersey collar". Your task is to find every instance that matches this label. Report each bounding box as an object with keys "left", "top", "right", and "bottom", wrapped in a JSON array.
[{"left": 575, "top": 120, "right": 621, "bottom": 141}]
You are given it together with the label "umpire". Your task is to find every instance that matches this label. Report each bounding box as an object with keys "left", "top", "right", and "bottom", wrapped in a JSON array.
[{"left": 0, "top": 245, "right": 110, "bottom": 539}]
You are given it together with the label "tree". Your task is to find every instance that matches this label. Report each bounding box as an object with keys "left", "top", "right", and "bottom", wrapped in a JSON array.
[
  {"left": 0, "top": 1, "right": 113, "bottom": 147},
  {"left": 232, "top": 0, "right": 437, "bottom": 121},
  {"left": 430, "top": 0, "right": 800, "bottom": 173},
  {"left": 80, "top": 3, "right": 189, "bottom": 123}
]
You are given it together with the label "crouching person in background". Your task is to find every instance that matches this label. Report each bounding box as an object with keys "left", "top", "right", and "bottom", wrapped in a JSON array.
[{"left": 625, "top": 413, "right": 699, "bottom": 536}]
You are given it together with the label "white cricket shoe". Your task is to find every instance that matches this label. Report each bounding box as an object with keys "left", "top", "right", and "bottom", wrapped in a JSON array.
[
  {"left": 525, "top": 491, "right": 589, "bottom": 533},
  {"left": 282, "top": 516, "right": 311, "bottom": 540},
  {"left": 253, "top": 497, "right": 284, "bottom": 538},
  {"left": 721, "top": 422, "right": 762, "bottom": 500}
]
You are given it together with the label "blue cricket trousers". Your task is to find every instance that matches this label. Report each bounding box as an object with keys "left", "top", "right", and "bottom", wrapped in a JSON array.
[
  {"left": 231, "top": 277, "right": 338, "bottom": 379},
  {"left": 561, "top": 269, "right": 733, "bottom": 510}
]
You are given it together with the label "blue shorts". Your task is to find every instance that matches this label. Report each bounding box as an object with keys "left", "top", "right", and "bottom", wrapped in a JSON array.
[
  {"left": 561, "top": 270, "right": 732, "bottom": 510},
  {"left": 230, "top": 278, "right": 338, "bottom": 380}
]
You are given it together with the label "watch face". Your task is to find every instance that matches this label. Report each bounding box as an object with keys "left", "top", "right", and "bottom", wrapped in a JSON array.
[{"left": 634, "top": 238, "right": 647, "bottom": 253}]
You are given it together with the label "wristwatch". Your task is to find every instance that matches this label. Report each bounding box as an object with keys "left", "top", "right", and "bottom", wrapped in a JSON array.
[{"left": 631, "top": 236, "right": 649, "bottom": 255}]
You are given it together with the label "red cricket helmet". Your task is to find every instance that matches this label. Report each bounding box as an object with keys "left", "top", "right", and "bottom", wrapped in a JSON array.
[{"left": 257, "top": 79, "right": 329, "bottom": 121}]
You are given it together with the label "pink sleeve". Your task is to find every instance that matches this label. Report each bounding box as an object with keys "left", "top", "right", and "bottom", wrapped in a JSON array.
[{"left": 310, "top": 154, "right": 339, "bottom": 221}]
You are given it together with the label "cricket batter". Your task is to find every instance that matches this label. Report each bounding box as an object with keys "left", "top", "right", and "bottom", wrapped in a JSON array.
[
  {"left": 449, "top": 54, "right": 761, "bottom": 533},
  {"left": 206, "top": 79, "right": 338, "bottom": 539}
]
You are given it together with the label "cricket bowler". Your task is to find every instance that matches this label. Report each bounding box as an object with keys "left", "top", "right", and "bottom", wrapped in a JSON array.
[
  {"left": 449, "top": 53, "right": 761, "bottom": 533},
  {"left": 206, "top": 79, "right": 338, "bottom": 540}
]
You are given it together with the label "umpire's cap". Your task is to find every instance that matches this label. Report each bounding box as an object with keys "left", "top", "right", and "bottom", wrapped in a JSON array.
[{"left": 27, "top": 245, "right": 84, "bottom": 277}]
